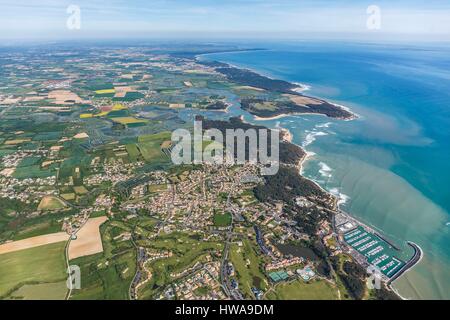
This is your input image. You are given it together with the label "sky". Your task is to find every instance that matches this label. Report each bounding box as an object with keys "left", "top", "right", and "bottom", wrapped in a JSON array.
[{"left": 1, "top": 0, "right": 450, "bottom": 41}]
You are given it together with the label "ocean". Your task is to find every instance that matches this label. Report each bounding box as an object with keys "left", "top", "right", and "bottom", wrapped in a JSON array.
[{"left": 200, "top": 41, "right": 450, "bottom": 299}]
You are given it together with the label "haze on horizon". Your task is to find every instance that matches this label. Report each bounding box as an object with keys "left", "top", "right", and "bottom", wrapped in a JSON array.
[{"left": 1, "top": 0, "right": 450, "bottom": 42}]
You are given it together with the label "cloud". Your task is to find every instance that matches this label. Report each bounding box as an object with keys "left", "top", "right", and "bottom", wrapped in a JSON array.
[{"left": 0, "top": 0, "right": 449, "bottom": 40}]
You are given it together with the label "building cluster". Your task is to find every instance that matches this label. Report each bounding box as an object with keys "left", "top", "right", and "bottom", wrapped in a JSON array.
[
  {"left": 0, "top": 171, "right": 56, "bottom": 204},
  {"left": 265, "top": 256, "right": 303, "bottom": 272},
  {"left": 62, "top": 207, "right": 93, "bottom": 235},
  {"left": 172, "top": 261, "right": 226, "bottom": 300},
  {"left": 0, "top": 147, "right": 68, "bottom": 205},
  {"left": 84, "top": 160, "right": 145, "bottom": 186}
]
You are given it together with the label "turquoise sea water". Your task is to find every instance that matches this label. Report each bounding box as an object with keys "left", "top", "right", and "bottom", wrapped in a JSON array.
[{"left": 200, "top": 41, "right": 450, "bottom": 299}]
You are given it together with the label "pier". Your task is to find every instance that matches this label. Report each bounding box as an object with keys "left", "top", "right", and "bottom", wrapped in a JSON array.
[{"left": 387, "top": 241, "right": 423, "bottom": 285}]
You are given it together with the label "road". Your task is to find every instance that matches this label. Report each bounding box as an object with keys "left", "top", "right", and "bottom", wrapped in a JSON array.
[{"left": 219, "top": 180, "right": 244, "bottom": 300}]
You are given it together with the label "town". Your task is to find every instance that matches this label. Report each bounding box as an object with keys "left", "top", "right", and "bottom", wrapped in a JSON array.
[{"left": 0, "top": 44, "right": 411, "bottom": 301}]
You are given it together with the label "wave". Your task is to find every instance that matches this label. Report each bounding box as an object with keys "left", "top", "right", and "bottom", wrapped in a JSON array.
[
  {"left": 292, "top": 82, "right": 311, "bottom": 92},
  {"left": 330, "top": 102, "right": 360, "bottom": 120},
  {"left": 302, "top": 130, "right": 328, "bottom": 147},
  {"left": 318, "top": 162, "right": 333, "bottom": 178},
  {"left": 316, "top": 122, "right": 333, "bottom": 129},
  {"left": 329, "top": 187, "right": 351, "bottom": 206}
]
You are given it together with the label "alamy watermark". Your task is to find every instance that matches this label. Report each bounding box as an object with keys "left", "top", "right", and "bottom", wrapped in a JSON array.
[
  {"left": 66, "top": 5, "right": 81, "bottom": 30},
  {"left": 366, "top": 265, "right": 382, "bottom": 290},
  {"left": 171, "top": 120, "right": 280, "bottom": 176},
  {"left": 366, "top": 5, "right": 381, "bottom": 30},
  {"left": 67, "top": 265, "right": 81, "bottom": 290}
]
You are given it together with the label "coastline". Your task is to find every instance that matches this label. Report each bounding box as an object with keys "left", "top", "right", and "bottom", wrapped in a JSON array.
[
  {"left": 239, "top": 107, "right": 411, "bottom": 300},
  {"left": 197, "top": 52, "right": 358, "bottom": 121},
  {"left": 198, "top": 53, "right": 421, "bottom": 296},
  {"left": 196, "top": 52, "right": 358, "bottom": 205},
  {"left": 250, "top": 98, "right": 359, "bottom": 121},
  {"left": 221, "top": 58, "right": 356, "bottom": 211},
  {"left": 292, "top": 82, "right": 311, "bottom": 93},
  {"left": 251, "top": 107, "right": 358, "bottom": 121}
]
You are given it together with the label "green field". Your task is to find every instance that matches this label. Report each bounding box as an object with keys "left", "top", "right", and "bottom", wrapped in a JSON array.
[
  {"left": 137, "top": 142, "right": 165, "bottom": 162},
  {"left": 0, "top": 197, "right": 65, "bottom": 242},
  {"left": 73, "top": 186, "right": 89, "bottom": 195},
  {"left": 111, "top": 117, "right": 148, "bottom": 125},
  {"left": 148, "top": 184, "right": 168, "bottom": 193},
  {"left": 230, "top": 239, "right": 268, "bottom": 298},
  {"left": 213, "top": 212, "right": 232, "bottom": 227},
  {"left": 37, "top": 196, "right": 67, "bottom": 211},
  {"left": 113, "top": 92, "right": 145, "bottom": 101},
  {"left": 13, "top": 165, "right": 54, "bottom": 179},
  {"left": 265, "top": 279, "right": 339, "bottom": 300},
  {"left": 6, "top": 281, "right": 67, "bottom": 300},
  {"left": 12, "top": 221, "right": 63, "bottom": 241},
  {"left": 0, "top": 241, "right": 67, "bottom": 298},
  {"left": 137, "top": 232, "right": 223, "bottom": 299},
  {"left": 94, "top": 88, "right": 115, "bottom": 97},
  {"left": 125, "top": 143, "right": 141, "bottom": 161},
  {"left": 95, "top": 89, "right": 115, "bottom": 95},
  {"left": 61, "top": 193, "right": 76, "bottom": 201},
  {"left": 70, "top": 221, "right": 136, "bottom": 300},
  {"left": 137, "top": 131, "right": 172, "bottom": 143},
  {"left": 135, "top": 132, "right": 171, "bottom": 163},
  {"left": 253, "top": 101, "right": 277, "bottom": 111},
  {"left": 17, "top": 156, "right": 41, "bottom": 167},
  {"left": 32, "top": 132, "right": 62, "bottom": 141},
  {"left": 0, "top": 149, "right": 15, "bottom": 157}
]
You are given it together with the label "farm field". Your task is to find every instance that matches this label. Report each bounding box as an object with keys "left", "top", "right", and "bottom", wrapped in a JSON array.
[
  {"left": 68, "top": 216, "right": 108, "bottom": 260},
  {"left": 0, "top": 42, "right": 410, "bottom": 302},
  {"left": 148, "top": 184, "right": 168, "bottom": 193},
  {"left": 12, "top": 221, "right": 64, "bottom": 241},
  {"left": 125, "top": 143, "right": 141, "bottom": 161},
  {"left": 70, "top": 220, "right": 136, "bottom": 300},
  {"left": 111, "top": 117, "right": 148, "bottom": 125},
  {"left": 37, "top": 196, "right": 67, "bottom": 211},
  {"left": 95, "top": 89, "right": 115, "bottom": 95},
  {"left": 13, "top": 165, "right": 54, "bottom": 179},
  {"left": 265, "top": 279, "right": 340, "bottom": 300},
  {"left": 0, "top": 232, "right": 69, "bottom": 255},
  {"left": 0, "top": 241, "right": 67, "bottom": 298},
  {"left": 135, "top": 132, "right": 171, "bottom": 163},
  {"left": 61, "top": 193, "right": 76, "bottom": 201},
  {"left": 6, "top": 281, "right": 67, "bottom": 300},
  {"left": 73, "top": 186, "right": 89, "bottom": 195}
]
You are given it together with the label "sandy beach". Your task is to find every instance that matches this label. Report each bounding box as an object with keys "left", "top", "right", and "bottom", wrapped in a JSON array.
[{"left": 253, "top": 114, "right": 291, "bottom": 121}]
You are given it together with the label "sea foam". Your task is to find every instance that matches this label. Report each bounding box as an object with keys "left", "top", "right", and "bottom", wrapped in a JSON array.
[
  {"left": 302, "top": 130, "right": 328, "bottom": 147},
  {"left": 316, "top": 122, "right": 333, "bottom": 128},
  {"left": 292, "top": 82, "right": 311, "bottom": 92},
  {"left": 329, "top": 187, "right": 351, "bottom": 206},
  {"left": 318, "top": 162, "right": 333, "bottom": 178}
]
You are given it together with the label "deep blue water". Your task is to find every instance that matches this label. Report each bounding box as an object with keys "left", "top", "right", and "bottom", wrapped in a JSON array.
[{"left": 201, "top": 41, "right": 450, "bottom": 299}]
